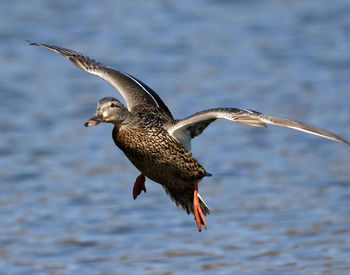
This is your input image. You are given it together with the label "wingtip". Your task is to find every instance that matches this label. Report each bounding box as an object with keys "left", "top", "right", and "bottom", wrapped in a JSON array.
[
  {"left": 26, "top": 40, "right": 39, "bottom": 46},
  {"left": 320, "top": 132, "right": 350, "bottom": 146}
]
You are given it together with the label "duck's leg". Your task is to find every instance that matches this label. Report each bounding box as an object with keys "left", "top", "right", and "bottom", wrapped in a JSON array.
[
  {"left": 133, "top": 173, "right": 146, "bottom": 200},
  {"left": 193, "top": 182, "right": 207, "bottom": 232}
]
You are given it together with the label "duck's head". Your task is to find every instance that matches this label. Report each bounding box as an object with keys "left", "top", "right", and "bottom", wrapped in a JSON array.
[{"left": 84, "top": 97, "right": 131, "bottom": 127}]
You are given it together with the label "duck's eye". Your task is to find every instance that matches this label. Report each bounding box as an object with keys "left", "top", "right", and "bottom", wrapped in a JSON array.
[{"left": 110, "top": 103, "right": 115, "bottom": 107}]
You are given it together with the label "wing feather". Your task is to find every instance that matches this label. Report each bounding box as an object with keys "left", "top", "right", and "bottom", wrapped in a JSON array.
[
  {"left": 28, "top": 41, "right": 174, "bottom": 120},
  {"left": 166, "top": 108, "right": 350, "bottom": 150}
]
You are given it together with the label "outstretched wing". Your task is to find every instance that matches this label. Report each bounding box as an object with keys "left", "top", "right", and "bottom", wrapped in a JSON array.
[
  {"left": 165, "top": 108, "right": 350, "bottom": 151},
  {"left": 28, "top": 41, "right": 174, "bottom": 120}
]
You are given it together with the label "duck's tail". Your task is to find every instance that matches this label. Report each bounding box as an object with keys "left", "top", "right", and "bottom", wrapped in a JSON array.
[{"left": 162, "top": 183, "right": 211, "bottom": 217}]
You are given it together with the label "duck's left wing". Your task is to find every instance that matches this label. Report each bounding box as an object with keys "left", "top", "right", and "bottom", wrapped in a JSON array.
[
  {"left": 165, "top": 108, "right": 350, "bottom": 150},
  {"left": 28, "top": 41, "right": 174, "bottom": 120}
]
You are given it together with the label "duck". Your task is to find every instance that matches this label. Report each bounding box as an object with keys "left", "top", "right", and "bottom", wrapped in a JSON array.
[{"left": 29, "top": 41, "right": 350, "bottom": 231}]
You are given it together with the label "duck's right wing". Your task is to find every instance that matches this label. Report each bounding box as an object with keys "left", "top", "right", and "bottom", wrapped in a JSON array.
[
  {"left": 28, "top": 41, "right": 174, "bottom": 120},
  {"left": 165, "top": 108, "right": 350, "bottom": 151}
]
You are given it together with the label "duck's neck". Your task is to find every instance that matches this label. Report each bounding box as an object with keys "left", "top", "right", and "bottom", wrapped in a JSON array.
[
  {"left": 113, "top": 110, "right": 134, "bottom": 127},
  {"left": 122, "top": 110, "right": 135, "bottom": 125}
]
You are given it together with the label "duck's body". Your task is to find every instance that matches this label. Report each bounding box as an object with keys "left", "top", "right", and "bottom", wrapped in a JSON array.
[
  {"left": 112, "top": 103, "right": 210, "bottom": 216},
  {"left": 30, "top": 41, "right": 350, "bottom": 231}
]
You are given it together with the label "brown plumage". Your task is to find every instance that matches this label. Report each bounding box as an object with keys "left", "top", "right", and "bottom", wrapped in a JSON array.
[
  {"left": 29, "top": 41, "right": 350, "bottom": 231},
  {"left": 112, "top": 103, "right": 211, "bottom": 216}
]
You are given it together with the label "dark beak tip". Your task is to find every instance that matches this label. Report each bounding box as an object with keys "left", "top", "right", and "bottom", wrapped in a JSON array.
[{"left": 84, "top": 118, "right": 101, "bottom": 127}]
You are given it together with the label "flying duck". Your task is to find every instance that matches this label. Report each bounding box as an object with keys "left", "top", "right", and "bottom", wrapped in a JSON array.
[{"left": 29, "top": 42, "right": 350, "bottom": 231}]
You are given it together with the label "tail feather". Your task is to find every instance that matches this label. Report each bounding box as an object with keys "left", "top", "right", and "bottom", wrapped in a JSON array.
[{"left": 162, "top": 184, "right": 210, "bottom": 216}]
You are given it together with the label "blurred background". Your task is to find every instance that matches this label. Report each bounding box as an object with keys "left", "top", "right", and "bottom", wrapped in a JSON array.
[{"left": 1, "top": 0, "right": 350, "bottom": 274}]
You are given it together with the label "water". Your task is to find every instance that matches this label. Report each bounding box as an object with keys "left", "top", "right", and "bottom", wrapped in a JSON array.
[{"left": 1, "top": 0, "right": 350, "bottom": 274}]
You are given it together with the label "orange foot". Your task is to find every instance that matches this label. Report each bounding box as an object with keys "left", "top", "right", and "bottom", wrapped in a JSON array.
[
  {"left": 193, "top": 182, "right": 207, "bottom": 232},
  {"left": 133, "top": 173, "right": 146, "bottom": 200}
]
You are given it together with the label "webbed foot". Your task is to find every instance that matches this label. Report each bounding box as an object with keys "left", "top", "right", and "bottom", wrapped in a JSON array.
[{"left": 133, "top": 173, "right": 146, "bottom": 200}]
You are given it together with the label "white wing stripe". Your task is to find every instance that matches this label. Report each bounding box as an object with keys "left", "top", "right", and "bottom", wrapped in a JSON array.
[{"left": 120, "top": 71, "right": 160, "bottom": 108}]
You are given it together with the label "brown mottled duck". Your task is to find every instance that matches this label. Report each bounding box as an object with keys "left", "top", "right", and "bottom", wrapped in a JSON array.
[{"left": 29, "top": 42, "right": 350, "bottom": 231}]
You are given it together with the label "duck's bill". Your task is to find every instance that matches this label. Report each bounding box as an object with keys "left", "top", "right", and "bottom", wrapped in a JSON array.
[{"left": 84, "top": 117, "right": 102, "bottom": 127}]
